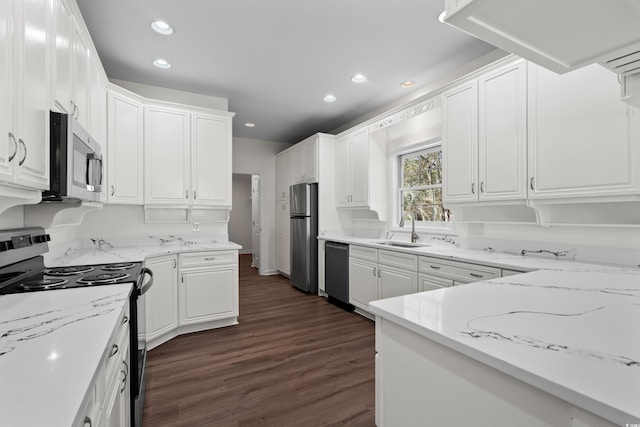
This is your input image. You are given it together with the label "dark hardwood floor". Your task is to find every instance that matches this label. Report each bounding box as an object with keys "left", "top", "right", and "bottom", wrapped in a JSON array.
[{"left": 143, "top": 254, "right": 375, "bottom": 427}]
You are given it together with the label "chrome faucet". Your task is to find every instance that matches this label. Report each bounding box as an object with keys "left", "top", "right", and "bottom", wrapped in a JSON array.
[{"left": 399, "top": 213, "right": 419, "bottom": 243}]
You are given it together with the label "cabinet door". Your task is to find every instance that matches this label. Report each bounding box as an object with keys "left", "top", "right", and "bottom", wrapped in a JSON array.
[
  {"left": 528, "top": 63, "right": 640, "bottom": 198},
  {"left": 443, "top": 80, "right": 478, "bottom": 203},
  {"left": 378, "top": 267, "right": 417, "bottom": 300},
  {"left": 350, "top": 128, "right": 370, "bottom": 206},
  {"left": 71, "top": 22, "right": 89, "bottom": 129},
  {"left": 276, "top": 234, "right": 290, "bottom": 275},
  {"left": 318, "top": 241, "right": 325, "bottom": 293},
  {"left": 191, "top": 113, "right": 231, "bottom": 206},
  {"left": 276, "top": 199, "right": 289, "bottom": 238},
  {"left": 52, "top": 0, "right": 73, "bottom": 114},
  {"left": 349, "top": 257, "right": 377, "bottom": 311},
  {"left": 292, "top": 143, "right": 306, "bottom": 183},
  {"left": 478, "top": 60, "right": 527, "bottom": 201},
  {"left": 305, "top": 137, "right": 318, "bottom": 183},
  {"left": 179, "top": 265, "right": 238, "bottom": 325},
  {"left": 144, "top": 106, "right": 190, "bottom": 204},
  {"left": 88, "top": 53, "right": 105, "bottom": 142},
  {"left": 335, "top": 135, "right": 351, "bottom": 205},
  {"left": 275, "top": 150, "right": 293, "bottom": 200},
  {"left": 145, "top": 255, "right": 178, "bottom": 341},
  {"left": 418, "top": 274, "right": 452, "bottom": 292},
  {"left": 107, "top": 91, "right": 143, "bottom": 204},
  {"left": 0, "top": 0, "right": 15, "bottom": 183},
  {"left": 101, "top": 341, "right": 129, "bottom": 427},
  {"left": 14, "top": 0, "right": 50, "bottom": 190}
]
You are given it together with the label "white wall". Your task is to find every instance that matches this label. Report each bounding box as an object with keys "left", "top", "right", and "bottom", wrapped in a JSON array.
[
  {"left": 233, "top": 137, "right": 292, "bottom": 274},
  {"left": 229, "top": 174, "right": 252, "bottom": 253}
]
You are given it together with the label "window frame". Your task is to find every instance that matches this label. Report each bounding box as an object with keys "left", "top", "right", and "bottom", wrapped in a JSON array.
[{"left": 392, "top": 141, "right": 453, "bottom": 233}]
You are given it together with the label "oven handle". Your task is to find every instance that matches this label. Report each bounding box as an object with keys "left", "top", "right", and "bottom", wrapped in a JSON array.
[{"left": 138, "top": 268, "right": 153, "bottom": 296}]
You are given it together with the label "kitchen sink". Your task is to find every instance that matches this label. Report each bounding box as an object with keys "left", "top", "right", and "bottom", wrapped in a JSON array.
[{"left": 373, "top": 241, "right": 430, "bottom": 248}]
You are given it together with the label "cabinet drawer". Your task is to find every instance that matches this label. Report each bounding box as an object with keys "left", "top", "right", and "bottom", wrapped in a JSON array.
[
  {"left": 98, "top": 306, "right": 130, "bottom": 402},
  {"left": 419, "top": 256, "right": 500, "bottom": 282},
  {"left": 179, "top": 251, "right": 237, "bottom": 268},
  {"left": 349, "top": 245, "right": 377, "bottom": 262},
  {"left": 378, "top": 249, "right": 418, "bottom": 270}
]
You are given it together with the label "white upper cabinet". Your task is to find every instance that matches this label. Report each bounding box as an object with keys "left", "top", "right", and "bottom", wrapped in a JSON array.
[
  {"left": 276, "top": 150, "right": 293, "bottom": 200},
  {"left": 191, "top": 112, "right": 232, "bottom": 207},
  {"left": 10, "top": 0, "right": 50, "bottom": 191},
  {"left": 527, "top": 63, "right": 640, "bottom": 199},
  {"left": 107, "top": 88, "right": 144, "bottom": 204},
  {"left": 290, "top": 135, "right": 319, "bottom": 184},
  {"left": 335, "top": 127, "right": 386, "bottom": 213},
  {"left": 144, "top": 105, "right": 191, "bottom": 204},
  {"left": 71, "top": 21, "right": 90, "bottom": 129},
  {"left": 0, "top": 0, "right": 15, "bottom": 184},
  {"left": 52, "top": 0, "right": 73, "bottom": 114},
  {"left": 443, "top": 0, "right": 640, "bottom": 76},
  {"left": 443, "top": 59, "right": 527, "bottom": 204},
  {"left": 144, "top": 103, "right": 233, "bottom": 208}
]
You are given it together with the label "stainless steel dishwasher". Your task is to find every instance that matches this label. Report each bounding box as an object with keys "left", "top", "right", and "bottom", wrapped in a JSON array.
[{"left": 324, "top": 241, "right": 354, "bottom": 312}]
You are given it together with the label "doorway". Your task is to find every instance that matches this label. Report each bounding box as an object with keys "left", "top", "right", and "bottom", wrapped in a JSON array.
[{"left": 230, "top": 173, "right": 263, "bottom": 274}]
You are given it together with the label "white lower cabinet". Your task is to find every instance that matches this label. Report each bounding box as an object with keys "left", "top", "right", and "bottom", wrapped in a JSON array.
[
  {"left": 275, "top": 198, "right": 290, "bottom": 275},
  {"left": 178, "top": 251, "right": 239, "bottom": 325},
  {"left": 349, "top": 245, "right": 418, "bottom": 313},
  {"left": 76, "top": 306, "right": 130, "bottom": 427},
  {"left": 144, "top": 254, "right": 178, "bottom": 343},
  {"left": 419, "top": 274, "right": 453, "bottom": 292},
  {"left": 145, "top": 250, "right": 239, "bottom": 349}
]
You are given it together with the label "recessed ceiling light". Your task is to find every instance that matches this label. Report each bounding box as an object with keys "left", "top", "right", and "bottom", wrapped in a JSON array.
[
  {"left": 153, "top": 58, "right": 171, "bottom": 69},
  {"left": 438, "top": 11, "right": 447, "bottom": 23},
  {"left": 351, "top": 73, "right": 367, "bottom": 83},
  {"left": 244, "top": 122, "right": 256, "bottom": 128},
  {"left": 151, "top": 20, "right": 174, "bottom": 35},
  {"left": 400, "top": 80, "right": 416, "bottom": 88},
  {"left": 323, "top": 94, "right": 336, "bottom": 103}
]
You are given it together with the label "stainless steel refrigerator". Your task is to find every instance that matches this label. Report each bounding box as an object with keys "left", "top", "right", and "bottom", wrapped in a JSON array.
[{"left": 290, "top": 182, "right": 318, "bottom": 293}]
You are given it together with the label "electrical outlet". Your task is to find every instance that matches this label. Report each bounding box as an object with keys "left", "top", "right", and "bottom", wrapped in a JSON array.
[{"left": 193, "top": 222, "right": 200, "bottom": 232}]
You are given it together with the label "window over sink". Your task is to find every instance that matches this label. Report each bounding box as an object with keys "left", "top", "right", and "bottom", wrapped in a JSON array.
[{"left": 397, "top": 143, "right": 452, "bottom": 227}]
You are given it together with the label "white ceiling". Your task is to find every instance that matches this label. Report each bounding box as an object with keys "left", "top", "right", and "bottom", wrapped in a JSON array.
[{"left": 75, "top": 0, "right": 495, "bottom": 144}]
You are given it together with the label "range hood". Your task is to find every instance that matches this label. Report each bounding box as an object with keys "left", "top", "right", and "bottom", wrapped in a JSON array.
[{"left": 442, "top": 0, "right": 640, "bottom": 108}]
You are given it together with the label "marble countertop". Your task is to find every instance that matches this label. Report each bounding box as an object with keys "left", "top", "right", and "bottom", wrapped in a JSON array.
[
  {"left": 318, "top": 235, "right": 634, "bottom": 273},
  {"left": 369, "top": 269, "right": 640, "bottom": 425},
  {"left": 0, "top": 284, "right": 132, "bottom": 427},
  {"left": 46, "top": 236, "right": 242, "bottom": 267}
]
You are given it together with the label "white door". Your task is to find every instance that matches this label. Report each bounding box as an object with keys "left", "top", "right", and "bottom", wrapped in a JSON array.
[
  {"left": 0, "top": 0, "right": 15, "bottom": 183},
  {"left": 442, "top": 80, "right": 478, "bottom": 203},
  {"left": 335, "top": 135, "right": 351, "bottom": 205},
  {"left": 179, "top": 267, "right": 237, "bottom": 325},
  {"left": 71, "top": 22, "right": 89, "bottom": 129},
  {"left": 251, "top": 174, "right": 261, "bottom": 271},
  {"left": 145, "top": 255, "right": 178, "bottom": 341},
  {"left": 52, "top": 0, "right": 73, "bottom": 114},
  {"left": 144, "top": 105, "right": 190, "bottom": 204},
  {"left": 107, "top": 91, "right": 144, "bottom": 203},
  {"left": 192, "top": 113, "right": 231, "bottom": 206},
  {"left": 350, "top": 128, "right": 370, "bottom": 206},
  {"left": 349, "top": 258, "right": 377, "bottom": 311},
  {"left": 378, "top": 267, "right": 417, "bottom": 300}
]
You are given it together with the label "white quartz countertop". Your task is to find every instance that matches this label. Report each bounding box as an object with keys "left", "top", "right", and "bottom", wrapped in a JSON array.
[
  {"left": 46, "top": 238, "right": 242, "bottom": 267},
  {"left": 369, "top": 269, "right": 640, "bottom": 425},
  {"left": 318, "top": 235, "right": 633, "bottom": 273},
  {"left": 0, "top": 284, "right": 132, "bottom": 427}
]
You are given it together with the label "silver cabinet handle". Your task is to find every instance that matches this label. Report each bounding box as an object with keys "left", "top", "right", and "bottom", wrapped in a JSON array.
[
  {"left": 120, "top": 360, "right": 129, "bottom": 393},
  {"left": 378, "top": 268, "right": 381, "bottom": 278},
  {"left": 110, "top": 185, "right": 115, "bottom": 196},
  {"left": 430, "top": 265, "right": 441, "bottom": 270},
  {"left": 471, "top": 182, "right": 475, "bottom": 194},
  {"left": 83, "top": 416, "right": 92, "bottom": 427},
  {"left": 18, "top": 139, "right": 26, "bottom": 166},
  {"left": 121, "top": 315, "right": 128, "bottom": 325},
  {"left": 108, "top": 344, "right": 119, "bottom": 358},
  {"left": 372, "top": 267, "right": 376, "bottom": 277},
  {"left": 8, "top": 132, "right": 17, "bottom": 162},
  {"left": 173, "top": 258, "right": 177, "bottom": 268},
  {"left": 530, "top": 177, "right": 535, "bottom": 190},
  {"left": 193, "top": 190, "right": 196, "bottom": 199},
  {"left": 185, "top": 190, "right": 188, "bottom": 199},
  {"left": 204, "top": 257, "right": 215, "bottom": 261},
  {"left": 470, "top": 273, "right": 483, "bottom": 278},
  {"left": 480, "top": 181, "right": 485, "bottom": 193}
]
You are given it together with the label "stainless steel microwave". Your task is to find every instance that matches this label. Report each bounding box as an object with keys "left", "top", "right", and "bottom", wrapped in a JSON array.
[{"left": 44, "top": 111, "right": 103, "bottom": 203}]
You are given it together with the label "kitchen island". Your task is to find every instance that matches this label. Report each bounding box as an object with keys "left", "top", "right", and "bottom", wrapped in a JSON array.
[
  {"left": 370, "top": 269, "right": 640, "bottom": 427},
  {"left": 0, "top": 284, "right": 131, "bottom": 427}
]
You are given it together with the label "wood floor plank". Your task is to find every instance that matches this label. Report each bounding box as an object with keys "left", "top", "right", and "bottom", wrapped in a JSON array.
[{"left": 143, "top": 254, "right": 375, "bottom": 426}]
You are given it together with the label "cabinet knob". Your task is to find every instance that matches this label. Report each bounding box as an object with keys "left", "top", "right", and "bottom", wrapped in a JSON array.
[
  {"left": 480, "top": 181, "right": 485, "bottom": 193},
  {"left": 530, "top": 177, "right": 535, "bottom": 190},
  {"left": 110, "top": 185, "right": 115, "bottom": 196},
  {"left": 471, "top": 182, "right": 475, "bottom": 194},
  {"left": 83, "top": 416, "right": 93, "bottom": 427},
  {"left": 193, "top": 190, "right": 197, "bottom": 199},
  {"left": 108, "top": 344, "right": 119, "bottom": 358}
]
